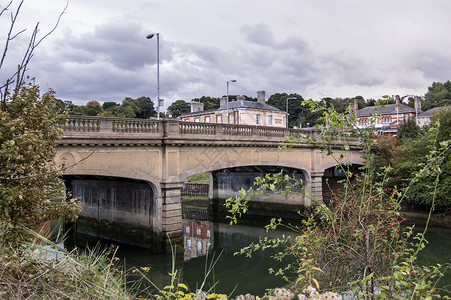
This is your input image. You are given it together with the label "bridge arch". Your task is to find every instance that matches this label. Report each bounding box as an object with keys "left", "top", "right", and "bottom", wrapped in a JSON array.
[{"left": 63, "top": 174, "right": 161, "bottom": 249}]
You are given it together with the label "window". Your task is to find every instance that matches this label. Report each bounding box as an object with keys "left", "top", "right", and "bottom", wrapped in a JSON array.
[
  {"left": 216, "top": 115, "right": 222, "bottom": 124},
  {"left": 381, "top": 116, "right": 392, "bottom": 123},
  {"left": 205, "top": 116, "right": 211, "bottom": 123},
  {"left": 228, "top": 113, "right": 235, "bottom": 124},
  {"left": 268, "top": 115, "right": 273, "bottom": 126},
  {"left": 194, "top": 117, "right": 200, "bottom": 123},
  {"left": 256, "top": 114, "right": 261, "bottom": 125},
  {"left": 196, "top": 228, "right": 201, "bottom": 236}
]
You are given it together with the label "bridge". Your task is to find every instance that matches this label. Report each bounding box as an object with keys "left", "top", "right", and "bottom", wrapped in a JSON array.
[{"left": 55, "top": 116, "right": 363, "bottom": 251}]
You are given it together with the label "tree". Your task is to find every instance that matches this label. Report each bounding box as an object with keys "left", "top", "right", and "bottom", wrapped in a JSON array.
[
  {"left": 1, "top": 84, "right": 82, "bottom": 234},
  {"left": 396, "top": 117, "right": 421, "bottom": 140},
  {"left": 85, "top": 100, "right": 102, "bottom": 116},
  {"left": 122, "top": 96, "right": 155, "bottom": 119},
  {"left": 112, "top": 105, "right": 135, "bottom": 118},
  {"left": 423, "top": 81, "right": 451, "bottom": 111},
  {"left": 192, "top": 96, "right": 220, "bottom": 110},
  {"left": 102, "top": 101, "right": 119, "bottom": 111},
  {"left": 430, "top": 107, "right": 451, "bottom": 142},
  {"left": 0, "top": 1, "right": 81, "bottom": 241},
  {"left": 168, "top": 99, "right": 190, "bottom": 117}
]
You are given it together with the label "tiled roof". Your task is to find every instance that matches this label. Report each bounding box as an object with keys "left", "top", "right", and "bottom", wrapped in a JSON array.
[
  {"left": 356, "top": 103, "right": 415, "bottom": 117},
  {"left": 180, "top": 100, "right": 284, "bottom": 117},
  {"left": 417, "top": 106, "right": 448, "bottom": 118}
]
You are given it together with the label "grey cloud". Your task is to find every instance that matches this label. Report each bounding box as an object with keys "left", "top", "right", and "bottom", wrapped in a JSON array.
[
  {"left": 56, "top": 20, "right": 172, "bottom": 71},
  {"left": 240, "top": 23, "right": 275, "bottom": 47},
  {"left": 407, "top": 51, "right": 451, "bottom": 81}
]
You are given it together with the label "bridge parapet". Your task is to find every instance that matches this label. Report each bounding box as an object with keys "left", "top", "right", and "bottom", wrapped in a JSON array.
[
  {"left": 178, "top": 121, "right": 320, "bottom": 141},
  {"left": 59, "top": 116, "right": 360, "bottom": 147},
  {"left": 61, "top": 116, "right": 161, "bottom": 137}
]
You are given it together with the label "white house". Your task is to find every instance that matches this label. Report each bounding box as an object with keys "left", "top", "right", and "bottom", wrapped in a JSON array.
[{"left": 180, "top": 91, "right": 288, "bottom": 128}]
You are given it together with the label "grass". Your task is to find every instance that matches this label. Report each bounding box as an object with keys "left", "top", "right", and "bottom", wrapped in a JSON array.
[
  {"left": 0, "top": 224, "right": 135, "bottom": 300},
  {"left": 188, "top": 173, "right": 210, "bottom": 184}
]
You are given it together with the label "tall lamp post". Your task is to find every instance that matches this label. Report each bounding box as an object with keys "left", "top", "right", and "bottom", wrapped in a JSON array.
[
  {"left": 226, "top": 79, "right": 236, "bottom": 124},
  {"left": 146, "top": 33, "right": 160, "bottom": 120},
  {"left": 286, "top": 97, "right": 296, "bottom": 128}
]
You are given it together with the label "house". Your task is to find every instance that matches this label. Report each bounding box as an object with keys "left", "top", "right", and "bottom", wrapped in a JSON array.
[
  {"left": 180, "top": 91, "right": 288, "bottom": 127},
  {"left": 353, "top": 95, "right": 420, "bottom": 134},
  {"left": 417, "top": 107, "right": 448, "bottom": 128}
]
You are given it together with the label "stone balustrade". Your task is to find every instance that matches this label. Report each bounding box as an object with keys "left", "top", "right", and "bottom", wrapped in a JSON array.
[{"left": 59, "top": 116, "right": 360, "bottom": 147}]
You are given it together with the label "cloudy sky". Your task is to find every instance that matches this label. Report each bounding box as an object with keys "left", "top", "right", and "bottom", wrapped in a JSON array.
[{"left": 1, "top": 0, "right": 451, "bottom": 109}]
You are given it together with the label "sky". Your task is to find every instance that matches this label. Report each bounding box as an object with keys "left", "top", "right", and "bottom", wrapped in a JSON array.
[{"left": 1, "top": 0, "right": 451, "bottom": 110}]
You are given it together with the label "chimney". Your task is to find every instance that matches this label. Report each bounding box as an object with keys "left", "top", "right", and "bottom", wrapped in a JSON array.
[
  {"left": 257, "top": 91, "right": 266, "bottom": 104},
  {"left": 415, "top": 96, "right": 422, "bottom": 113},
  {"left": 395, "top": 95, "right": 400, "bottom": 110},
  {"left": 353, "top": 98, "right": 359, "bottom": 112},
  {"left": 348, "top": 102, "right": 354, "bottom": 113},
  {"left": 220, "top": 96, "right": 227, "bottom": 108},
  {"left": 190, "top": 101, "right": 204, "bottom": 113}
]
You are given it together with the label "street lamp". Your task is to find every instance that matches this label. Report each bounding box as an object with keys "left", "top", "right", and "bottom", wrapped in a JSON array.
[
  {"left": 146, "top": 33, "right": 160, "bottom": 120},
  {"left": 226, "top": 80, "right": 236, "bottom": 124},
  {"left": 286, "top": 97, "right": 297, "bottom": 128}
]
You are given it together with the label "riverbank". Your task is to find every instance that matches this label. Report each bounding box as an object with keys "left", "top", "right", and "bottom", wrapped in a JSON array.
[{"left": 403, "top": 210, "right": 451, "bottom": 228}]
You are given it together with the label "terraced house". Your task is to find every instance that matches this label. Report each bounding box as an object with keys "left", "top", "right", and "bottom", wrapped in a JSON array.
[{"left": 353, "top": 95, "right": 420, "bottom": 134}]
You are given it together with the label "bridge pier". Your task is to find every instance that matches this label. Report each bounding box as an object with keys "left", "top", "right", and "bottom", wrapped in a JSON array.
[
  {"left": 308, "top": 171, "right": 324, "bottom": 206},
  {"left": 158, "top": 182, "right": 184, "bottom": 253}
]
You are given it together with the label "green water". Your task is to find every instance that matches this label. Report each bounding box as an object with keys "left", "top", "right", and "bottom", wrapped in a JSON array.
[{"left": 68, "top": 209, "right": 451, "bottom": 298}]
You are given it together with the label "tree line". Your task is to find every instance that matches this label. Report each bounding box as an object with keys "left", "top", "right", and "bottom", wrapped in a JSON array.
[{"left": 62, "top": 80, "right": 451, "bottom": 129}]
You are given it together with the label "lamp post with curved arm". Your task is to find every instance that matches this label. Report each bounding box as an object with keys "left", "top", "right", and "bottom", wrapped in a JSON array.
[
  {"left": 146, "top": 33, "right": 160, "bottom": 119},
  {"left": 226, "top": 80, "right": 236, "bottom": 124}
]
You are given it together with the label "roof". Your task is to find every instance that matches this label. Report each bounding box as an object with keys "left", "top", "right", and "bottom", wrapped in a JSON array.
[
  {"left": 180, "top": 100, "right": 285, "bottom": 117},
  {"left": 356, "top": 103, "right": 415, "bottom": 117},
  {"left": 417, "top": 106, "right": 448, "bottom": 118}
]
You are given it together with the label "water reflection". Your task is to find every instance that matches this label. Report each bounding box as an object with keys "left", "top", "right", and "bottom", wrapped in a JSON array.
[{"left": 183, "top": 220, "right": 213, "bottom": 260}]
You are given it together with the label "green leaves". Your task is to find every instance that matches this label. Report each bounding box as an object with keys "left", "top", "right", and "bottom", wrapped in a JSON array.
[{"left": 1, "top": 83, "right": 82, "bottom": 240}]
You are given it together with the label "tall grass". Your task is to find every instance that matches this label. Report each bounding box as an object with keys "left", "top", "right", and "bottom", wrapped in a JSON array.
[{"left": 0, "top": 224, "right": 135, "bottom": 299}]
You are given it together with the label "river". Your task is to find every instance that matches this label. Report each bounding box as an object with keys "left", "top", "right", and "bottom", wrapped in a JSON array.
[{"left": 67, "top": 200, "right": 451, "bottom": 298}]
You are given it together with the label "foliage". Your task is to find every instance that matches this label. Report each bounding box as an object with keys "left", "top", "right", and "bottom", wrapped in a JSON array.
[
  {"left": 0, "top": 225, "right": 133, "bottom": 299},
  {"left": 396, "top": 129, "right": 451, "bottom": 207},
  {"left": 122, "top": 96, "right": 156, "bottom": 119},
  {"left": 168, "top": 100, "right": 190, "bottom": 117},
  {"left": 67, "top": 96, "right": 156, "bottom": 118},
  {"left": 430, "top": 107, "right": 451, "bottom": 143},
  {"left": 192, "top": 96, "right": 221, "bottom": 110},
  {"left": 225, "top": 99, "right": 450, "bottom": 298},
  {"left": 396, "top": 117, "right": 421, "bottom": 140},
  {"left": 423, "top": 81, "right": 451, "bottom": 111},
  {"left": 372, "top": 122, "right": 451, "bottom": 207},
  {"left": 0, "top": 83, "right": 82, "bottom": 241},
  {"left": 103, "top": 101, "right": 119, "bottom": 111}
]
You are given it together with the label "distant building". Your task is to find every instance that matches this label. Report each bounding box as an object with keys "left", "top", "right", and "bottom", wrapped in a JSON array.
[
  {"left": 180, "top": 91, "right": 288, "bottom": 127},
  {"left": 353, "top": 95, "right": 420, "bottom": 134},
  {"left": 417, "top": 107, "right": 448, "bottom": 128}
]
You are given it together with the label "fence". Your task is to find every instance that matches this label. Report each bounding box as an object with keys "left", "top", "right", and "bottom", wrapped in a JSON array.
[{"left": 181, "top": 183, "right": 209, "bottom": 195}]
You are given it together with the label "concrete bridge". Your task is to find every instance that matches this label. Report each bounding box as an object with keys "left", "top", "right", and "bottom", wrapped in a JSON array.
[{"left": 55, "top": 116, "right": 363, "bottom": 250}]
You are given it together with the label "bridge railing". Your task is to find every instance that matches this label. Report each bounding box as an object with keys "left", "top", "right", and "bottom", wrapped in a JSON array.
[
  {"left": 178, "top": 121, "right": 321, "bottom": 142},
  {"left": 59, "top": 116, "right": 360, "bottom": 147},
  {"left": 61, "top": 116, "right": 161, "bottom": 136}
]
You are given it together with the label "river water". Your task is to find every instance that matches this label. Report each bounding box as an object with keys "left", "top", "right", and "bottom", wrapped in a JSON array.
[{"left": 67, "top": 201, "right": 451, "bottom": 298}]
